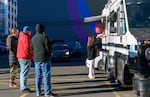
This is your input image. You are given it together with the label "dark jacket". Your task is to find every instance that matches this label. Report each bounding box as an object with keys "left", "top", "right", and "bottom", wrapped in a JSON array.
[
  {"left": 31, "top": 24, "right": 51, "bottom": 62},
  {"left": 9, "top": 36, "right": 18, "bottom": 66},
  {"left": 87, "top": 40, "right": 101, "bottom": 60}
]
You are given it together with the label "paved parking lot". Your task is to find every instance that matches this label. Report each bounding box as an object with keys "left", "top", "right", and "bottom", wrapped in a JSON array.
[
  {"left": 0, "top": 66, "right": 136, "bottom": 97},
  {"left": 0, "top": 54, "right": 136, "bottom": 97}
]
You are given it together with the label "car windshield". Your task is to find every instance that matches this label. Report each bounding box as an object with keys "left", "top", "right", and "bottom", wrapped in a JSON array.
[
  {"left": 52, "top": 45, "right": 68, "bottom": 50},
  {"left": 126, "top": 0, "right": 150, "bottom": 28}
]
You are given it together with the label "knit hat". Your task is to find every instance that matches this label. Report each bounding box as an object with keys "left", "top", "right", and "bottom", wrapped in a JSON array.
[{"left": 23, "top": 26, "right": 31, "bottom": 31}]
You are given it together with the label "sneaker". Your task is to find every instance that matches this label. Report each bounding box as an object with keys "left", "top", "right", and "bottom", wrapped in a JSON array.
[
  {"left": 9, "top": 81, "right": 19, "bottom": 87},
  {"left": 36, "top": 94, "right": 42, "bottom": 96},
  {"left": 88, "top": 75, "right": 95, "bottom": 79},
  {"left": 89, "top": 77, "right": 95, "bottom": 79},
  {"left": 45, "top": 92, "right": 57, "bottom": 97},
  {"left": 22, "top": 88, "right": 31, "bottom": 93},
  {"left": 45, "top": 95, "right": 50, "bottom": 97}
]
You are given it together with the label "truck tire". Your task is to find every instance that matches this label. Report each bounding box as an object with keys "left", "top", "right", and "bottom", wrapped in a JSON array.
[
  {"left": 106, "top": 64, "right": 114, "bottom": 81},
  {"left": 136, "top": 91, "right": 150, "bottom": 97},
  {"left": 97, "top": 60, "right": 104, "bottom": 71}
]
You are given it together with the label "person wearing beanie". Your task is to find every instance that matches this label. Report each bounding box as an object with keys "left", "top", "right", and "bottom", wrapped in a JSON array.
[
  {"left": 17, "top": 26, "right": 34, "bottom": 93},
  {"left": 31, "top": 24, "right": 57, "bottom": 97}
]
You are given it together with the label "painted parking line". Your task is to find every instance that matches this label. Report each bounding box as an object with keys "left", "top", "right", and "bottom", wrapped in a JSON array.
[
  {"left": 1, "top": 77, "right": 121, "bottom": 97},
  {"left": 20, "top": 86, "right": 35, "bottom": 97},
  {"left": 0, "top": 77, "right": 90, "bottom": 82},
  {"left": 19, "top": 77, "right": 89, "bottom": 97},
  {"left": 20, "top": 93, "right": 28, "bottom": 97},
  {"left": 52, "top": 78, "right": 89, "bottom": 81},
  {"left": 19, "top": 77, "right": 99, "bottom": 97},
  {"left": 105, "top": 81, "right": 121, "bottom": 97}
]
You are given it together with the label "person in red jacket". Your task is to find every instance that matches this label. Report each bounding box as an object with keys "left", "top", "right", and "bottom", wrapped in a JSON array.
[{"left": 17, "top": 26, "right": 33, "bottom": 93}]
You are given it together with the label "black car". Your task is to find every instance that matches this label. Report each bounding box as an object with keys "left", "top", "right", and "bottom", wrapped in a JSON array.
[{"left": 51, "top": 43, "right": 71, "bottom": 61}]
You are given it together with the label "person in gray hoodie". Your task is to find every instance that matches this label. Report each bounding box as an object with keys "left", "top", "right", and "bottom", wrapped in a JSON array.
[{"left": 31, "top": 24, "right": 57, "bottom": 97}]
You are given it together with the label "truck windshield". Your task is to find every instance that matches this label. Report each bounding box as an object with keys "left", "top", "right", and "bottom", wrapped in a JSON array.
[{"left": 126, "top": 0, "right": 150, "bottom": 28}]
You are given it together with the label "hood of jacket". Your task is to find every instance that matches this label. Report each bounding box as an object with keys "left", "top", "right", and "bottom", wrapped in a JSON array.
[
  {"left": 19, "top": 31, "right": 30, "bottom": 37},
  {"left": 35, "top": 24, "right": 45, "bottom": 34}
]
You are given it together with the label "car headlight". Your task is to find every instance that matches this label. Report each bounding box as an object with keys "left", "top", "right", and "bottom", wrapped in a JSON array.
[{"left": 65, "top": 51, "right": 70, "bottom": 55}]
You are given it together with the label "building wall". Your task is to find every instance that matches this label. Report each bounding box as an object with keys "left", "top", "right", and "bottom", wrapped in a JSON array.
[
  {"left": 8, "top": 0, "right": 18, "bottom": 30},
  {"left": 0, "top": 1, "right": 6, "bottom": 39},
  {"left": 0, "top": 0, "right": 17, "bottom": 41},
  {"left": 18, "top": 0, "right": 107, "bottom": 52}
]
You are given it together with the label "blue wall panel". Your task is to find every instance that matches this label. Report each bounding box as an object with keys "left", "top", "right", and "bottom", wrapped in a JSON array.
[{"left": 18, "top": 0, "right": 107, "bottom": 52}]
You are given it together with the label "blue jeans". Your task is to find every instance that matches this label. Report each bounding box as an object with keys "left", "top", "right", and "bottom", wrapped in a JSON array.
[
  {"left": 34, "top": 61, "right": 51, "bottom": 95},
  {"left": 18, "top": 58, "right": 31, "bottom": 91}
]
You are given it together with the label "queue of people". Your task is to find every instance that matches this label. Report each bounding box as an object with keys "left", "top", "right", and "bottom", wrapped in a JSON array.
[
  {"left": 6, "top": 23, "right": 104, "bottom": 97},
  {"left": 7, "top": 24, "right": 56, "bottom": 97}
]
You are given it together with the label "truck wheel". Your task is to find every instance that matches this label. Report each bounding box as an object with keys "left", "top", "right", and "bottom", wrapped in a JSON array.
[
  {"left": 97, "top": 60, "right": 104, "bottom": 71},
  {"left": 106, "top": 65, "right": 114, "bottom": 81},
  {"left": 136, "top": 91, "right": 150, "bottom": 97},
  {"left": 123, "top": 65, "right": 133, "bottom": 85}
]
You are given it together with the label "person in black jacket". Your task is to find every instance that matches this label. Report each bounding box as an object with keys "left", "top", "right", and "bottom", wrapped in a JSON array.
[
  {"left": 7, "top": 28, "right": 19, "bottom": 87},
  {"left": 31, "top": 24, "right": 57, "bottom": 97},
  {"left": 87, "top": 34, "right": 101, "bottom": 79}
]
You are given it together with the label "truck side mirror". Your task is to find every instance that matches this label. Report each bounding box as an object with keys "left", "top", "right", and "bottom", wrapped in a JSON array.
[{"left": 110, "top": 27, "right": 116, "bottom": 33}]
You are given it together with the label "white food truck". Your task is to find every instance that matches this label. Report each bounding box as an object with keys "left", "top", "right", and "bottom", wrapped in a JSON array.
[{"left": 84, "top": 0, "right": 150, "bottom": 97}]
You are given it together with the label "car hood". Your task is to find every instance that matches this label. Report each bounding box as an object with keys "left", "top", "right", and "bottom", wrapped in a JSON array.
[
  {"left": 52, "top": 49, "right": 69, "bottom": 53},
  {"left": 130, "top": 28, "right": 150, "bottom": 40}
]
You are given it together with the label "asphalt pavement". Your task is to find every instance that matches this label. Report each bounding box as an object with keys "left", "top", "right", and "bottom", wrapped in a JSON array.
[{"left": 0, "top": 54, "right": 136, "bottom": 97}]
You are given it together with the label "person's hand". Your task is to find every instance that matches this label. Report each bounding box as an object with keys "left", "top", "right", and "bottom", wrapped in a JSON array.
[
  {"left": 96, "top": 34, "right": 106, "bottom": 39},
  {"left": 29, "top": 31, "right": 31, "bottom": 35}
]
